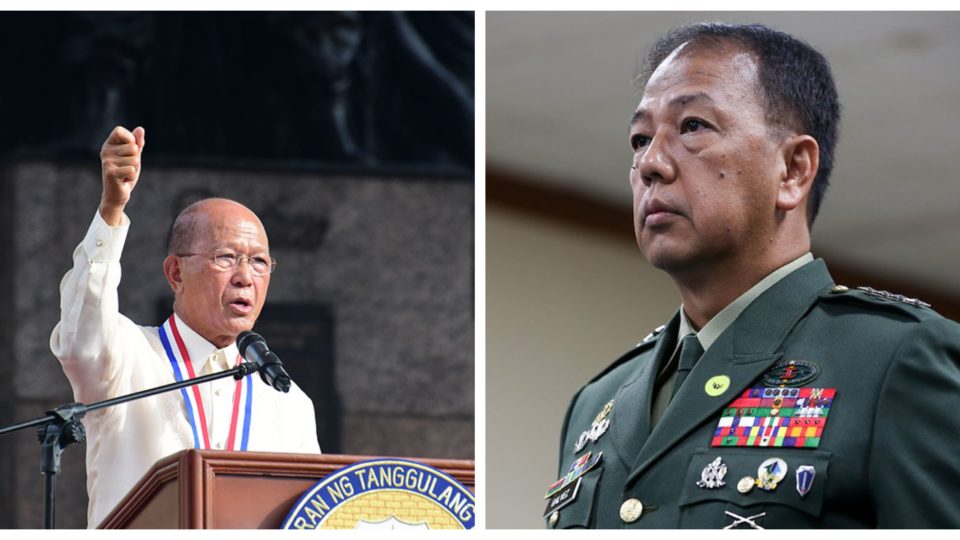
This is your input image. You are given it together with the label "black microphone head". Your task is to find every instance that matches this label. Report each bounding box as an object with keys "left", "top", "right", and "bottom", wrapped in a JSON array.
[{"left": 236, "top": 331, "right": 264, "bottom": 356}]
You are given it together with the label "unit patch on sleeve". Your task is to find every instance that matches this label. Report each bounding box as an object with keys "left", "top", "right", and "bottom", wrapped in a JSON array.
[{"left": 710, "top": 387, "right": 836, "bottom": 448}]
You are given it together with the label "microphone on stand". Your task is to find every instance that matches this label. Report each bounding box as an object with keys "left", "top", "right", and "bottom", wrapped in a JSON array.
[{"left": 237, "top": 331, "right": 292, "bottom": 393}]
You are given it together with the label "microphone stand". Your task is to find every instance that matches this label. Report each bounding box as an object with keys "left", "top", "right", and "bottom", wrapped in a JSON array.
[{"left": 0, "top": 361, "right": 261, "bottom": 529}]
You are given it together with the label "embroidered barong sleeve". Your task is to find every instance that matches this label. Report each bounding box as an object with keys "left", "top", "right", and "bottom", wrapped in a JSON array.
[{"left": 50, "top": 211, "right": 138, "bottom": 404}]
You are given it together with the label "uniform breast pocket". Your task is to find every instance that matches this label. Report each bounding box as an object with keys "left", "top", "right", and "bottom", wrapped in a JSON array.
[
  {"left": 544, "top": 467, "right": 603, "bottom": 529},
  {"left": 678, "top": 448, "right": 830, "bottom": 529}
]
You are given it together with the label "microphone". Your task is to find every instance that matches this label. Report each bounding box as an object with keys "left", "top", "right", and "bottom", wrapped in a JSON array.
[{"left": 237, "top": 331, "right": 292, "bottom": 393}]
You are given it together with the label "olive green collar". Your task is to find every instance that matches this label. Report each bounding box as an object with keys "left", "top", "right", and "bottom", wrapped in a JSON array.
[{"left": 679, "top": 252, "right": 814, "bottom": 353}]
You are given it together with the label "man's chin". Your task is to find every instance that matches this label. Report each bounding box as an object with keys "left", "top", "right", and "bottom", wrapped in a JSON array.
[
  {"left": 642, "top": 237, "right": 682, "bottom": 266},
  {"left": 647, "top": 255, "right": 684, "bottom": 272},
  {"left": 221, "top": 317, "right": 256, "bottom": 339},
  {"left": 642, "top": 246, "right": 699, "bottom": 274}
]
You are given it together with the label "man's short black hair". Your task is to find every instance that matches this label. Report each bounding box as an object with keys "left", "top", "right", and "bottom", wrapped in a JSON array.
[{"left": 642, "top": 22, "right": 841, "bottom": 227}]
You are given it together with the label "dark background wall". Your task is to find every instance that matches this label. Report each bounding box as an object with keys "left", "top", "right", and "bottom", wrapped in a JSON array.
[
  {"left": 0, "top": 12, "right": 474, "bottom": 176},
  {"left": 0, "top": 11, "right": 474, "bottom": 529}
]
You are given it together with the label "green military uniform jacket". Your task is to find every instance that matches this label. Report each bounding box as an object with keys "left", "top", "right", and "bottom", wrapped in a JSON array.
[{"left": 548, "top": 259, "right": 960, "bottom": 528}]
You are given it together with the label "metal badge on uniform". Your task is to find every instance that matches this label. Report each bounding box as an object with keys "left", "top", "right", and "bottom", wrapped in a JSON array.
[
  {"left": 761, "top": 360, "right": 820, "bottom": 387},
  {"left": 544, "top": 451, "right": 602, "bottom": 499},
  {"left": 755, "top": 457, "right": 788, "bottom": 491},
  {"left": 857, "top": 286, "right": 930, "bottom": 308},
  {"left": 641, "top": 325, "right": 666, "bottom": 343},
  {"left": 696, "top": 457, "right": 727, "bottom": 489},
  {"left": 573, "top": 400, "right": 613, "bottom": 452},
  {"left": 724, "top": 510, "right": 765, "bottom": 529},
  {"left": 711, "top": 386, "right": 836, "bottom": 448},
  {"left": 796, "top": 465, "right": 816, "bottom": 497}
]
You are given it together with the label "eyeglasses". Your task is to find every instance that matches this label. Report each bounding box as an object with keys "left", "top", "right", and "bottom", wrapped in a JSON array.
[{"left": 178, "top": 251, "right": 277, "bottom": 276}]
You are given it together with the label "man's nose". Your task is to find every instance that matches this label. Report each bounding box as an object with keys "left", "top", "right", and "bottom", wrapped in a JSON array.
[
  {"left": 636, "top": 132, "right": 677, "bottom": 187},
  {"left": 230, "top": 258, "right": 255, "bottom": 285}
]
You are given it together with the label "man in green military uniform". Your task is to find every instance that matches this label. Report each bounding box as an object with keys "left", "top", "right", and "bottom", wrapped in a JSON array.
[{"left": 547, "top": 22, "right": 960, "bottom": 529}]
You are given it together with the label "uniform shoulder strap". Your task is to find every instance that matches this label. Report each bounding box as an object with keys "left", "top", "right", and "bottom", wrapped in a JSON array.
[
  {"left": 587, "top": 324, "right": 666, "bottom": 384},
  {"left": 818, "top": 284, "right": 938, "bottom": 323}
]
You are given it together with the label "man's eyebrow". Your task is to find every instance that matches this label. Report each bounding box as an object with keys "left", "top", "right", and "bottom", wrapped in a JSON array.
[{"left": 629, "top": 92, "right": 718, "bottom": 128}]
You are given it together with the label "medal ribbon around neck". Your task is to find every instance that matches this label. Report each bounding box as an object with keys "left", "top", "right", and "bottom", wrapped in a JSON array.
[{"left": 158, "top": 315, "right": 253, "bottom": 451}]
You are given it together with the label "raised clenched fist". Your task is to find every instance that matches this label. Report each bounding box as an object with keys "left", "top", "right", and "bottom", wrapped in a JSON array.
[{"left": 99, "top": 126, "right": 145, "bottom": 226}]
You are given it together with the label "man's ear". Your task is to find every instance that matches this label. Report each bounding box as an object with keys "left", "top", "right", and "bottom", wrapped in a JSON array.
[
  {"left": 163, "top": 255, "right": 183, "bottom": 294},
  {"left": 776, "top": 134, "right": 819, "bottom": 212}
]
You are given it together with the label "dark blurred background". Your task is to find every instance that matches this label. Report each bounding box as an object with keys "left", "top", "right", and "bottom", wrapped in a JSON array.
[
  {"left": 0, "top": 11, "right": 474, "bottom": 176},
  {"left": 0, "top": 11, "right": 474, "bottom": 528}
]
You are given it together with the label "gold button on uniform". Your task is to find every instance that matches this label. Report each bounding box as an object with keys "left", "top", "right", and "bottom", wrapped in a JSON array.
[
  {"left": 737, "top": 476, "right": 756, "bottom": 494},
  {"left": 619, "top": 498, "right": 644, "bottom": 523},
  {"left": 548, "top": 512, "right": 559, "bottom": 528},
  {"left": 831, "top": 285, "right": 849, "bottom": 293}
]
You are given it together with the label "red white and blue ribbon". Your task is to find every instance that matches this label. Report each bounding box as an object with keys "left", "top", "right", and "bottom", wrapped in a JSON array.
[
  {"left": 226, "top": 357, "right": 253, "bottom": 451},
  {"left": 158, "top": 315, "right": 253, "bottom": 450}
]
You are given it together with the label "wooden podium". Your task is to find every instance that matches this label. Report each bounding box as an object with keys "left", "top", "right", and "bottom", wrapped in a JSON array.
[{"left": 98, "top": 450, "right": 475, "bottom": 529}]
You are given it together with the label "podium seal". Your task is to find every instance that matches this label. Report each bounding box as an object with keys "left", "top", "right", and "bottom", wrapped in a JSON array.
[{"left": 281, "top": 458, "right": 475, "bottom": 529}]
